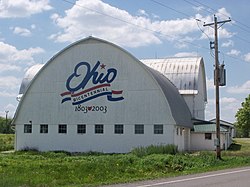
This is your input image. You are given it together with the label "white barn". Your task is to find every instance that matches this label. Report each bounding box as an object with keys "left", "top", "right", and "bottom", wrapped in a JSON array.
[
  {"left": 13, "top": 37, "right": 193, "bottom": 153},
  {"left": 141, "top": 57, "right": 207, "bottom": 120}
]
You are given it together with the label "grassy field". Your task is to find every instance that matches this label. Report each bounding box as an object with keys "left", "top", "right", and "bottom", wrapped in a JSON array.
[{"left": 1, "top": 136, "right": 250, "bottom": 187}]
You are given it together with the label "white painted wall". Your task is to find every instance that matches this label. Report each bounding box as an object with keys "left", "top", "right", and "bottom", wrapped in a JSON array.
[
  {"left": 182, "top": 63, "right": 206, "bottom": 120},
  {"left": 15, "top": 124, "right": 175, "bottom": 153},
  {"left": 190, "top": 132, "right": 227, "bottom": 151},
  {"left": 174, "top": 127, "right": 190, "bottom": 151}
]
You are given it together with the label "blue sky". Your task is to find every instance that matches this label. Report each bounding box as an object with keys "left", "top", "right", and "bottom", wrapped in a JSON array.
[{"left": 0, "top": 0, "right": 250, "bottom": 123}]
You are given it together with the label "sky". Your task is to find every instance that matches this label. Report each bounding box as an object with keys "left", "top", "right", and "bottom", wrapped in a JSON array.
[{"left": 0, "top": 0, "right": 250, "bottom": 123}]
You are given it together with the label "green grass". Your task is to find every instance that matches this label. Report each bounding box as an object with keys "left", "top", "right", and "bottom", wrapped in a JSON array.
[
  {"left": 1, "top": 137, "right": 250, "bottom": 187},
  {"left": 223, "top": 138, "right": 250, "bottom": 157}
]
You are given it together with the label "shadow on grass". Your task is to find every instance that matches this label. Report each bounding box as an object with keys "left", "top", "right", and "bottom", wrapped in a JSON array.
[{"left": 228, "top": 143, "right": 242, "bottom": 151}]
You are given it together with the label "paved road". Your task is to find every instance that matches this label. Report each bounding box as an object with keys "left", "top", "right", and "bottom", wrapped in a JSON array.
[{"left": 105, "top": 166, "right": 250, "bottom": 187}]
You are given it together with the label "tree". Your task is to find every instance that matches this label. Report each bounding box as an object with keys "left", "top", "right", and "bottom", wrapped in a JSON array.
[
  {"left": 235, "top": 94, "right": 250, "bottom": 137},
  {"left": 0, "top": 117, "right": 14, "bottom": 134}
]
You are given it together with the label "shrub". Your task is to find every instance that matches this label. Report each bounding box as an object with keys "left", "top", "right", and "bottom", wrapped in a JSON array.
[
  {"left": 0, "top": 134, "right": 14, "bottom": 152},
  {"left": 131, "top": 144, "right": 178, "bottom": 157}
]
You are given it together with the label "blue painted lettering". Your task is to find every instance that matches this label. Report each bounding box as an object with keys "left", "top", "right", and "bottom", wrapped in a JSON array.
[{"left": 66, "top": 61, "right": 117, "bottom": 92}]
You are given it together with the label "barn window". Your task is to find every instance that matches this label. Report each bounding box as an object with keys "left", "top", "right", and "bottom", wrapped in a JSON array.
[
  {"left": 77, "top": 124, "right": 86, "bottom": 134},
  {"left": 24, "top": 124, "right": 32, "bottom": 133},
  {"left": 95, "top": 124, "right": 104, "bottom": 134},
  {"left": 154, "top": 124, "right": 163, "bottom": 134},
  {"left": 205, "top": 133, "right": 212, "bottom": 140},
  {"left": 135, "top": 124, "right": 144, "bottom": 134},
  {"left": 114, "top": 124, "right": 123, "bottom": 134},
  {"left": 40, "top": 124, "right": 48, "bottom": 133},
  {"left": 58, "top": 124, "right": 67, "bottom": 134}
]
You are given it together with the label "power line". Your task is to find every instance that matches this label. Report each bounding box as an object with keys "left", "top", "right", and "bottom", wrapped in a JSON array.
[
  {"left": 182, "top": 0, "right": 250, "bottom": 62},
  {"left": 60, "top": 0, "right": 247, "bottom": 63},
  {"left": 60, "top": 0, "right": 210, "bottom": 51},
  {"left": 191, "top": 0, "right": 250, "bottom": 45},
  {"left": 149, "top": 0, "right": 244, "bottom": 62},
  {"left": 183, "top": 0, "right": 214, "bottom": 15},
  {"left": 149, "top": 0, "right": 191, "bottom": 18},
  {"left": 193, "top": 0, "right": 250, "bottom": 34}
]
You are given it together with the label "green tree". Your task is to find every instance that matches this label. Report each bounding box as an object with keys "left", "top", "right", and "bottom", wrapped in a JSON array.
[
  {"left": 0, "top": 117, "right": 14, "bottom": 134},
  {"left": 235, "top": 94, "right": 250, "bottom": 137}
]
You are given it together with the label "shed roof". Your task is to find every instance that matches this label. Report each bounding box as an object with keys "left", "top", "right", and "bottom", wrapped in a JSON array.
[
  {"left": 18, "top": 64, "right": 44, "bottom": 95},
  {"left": 193, "top": 124, "right": 228, "bottom": 132},
  {"left": 209, "top": 119, "right": 234, "bottom": 128}
]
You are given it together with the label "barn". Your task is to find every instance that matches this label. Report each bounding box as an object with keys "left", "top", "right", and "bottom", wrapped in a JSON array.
[
  {"left": 141, "top": 57, "right": 207, "bottom": 121},
  {"left": 13, "top": 37, "right": 194, "bottom": 153}
]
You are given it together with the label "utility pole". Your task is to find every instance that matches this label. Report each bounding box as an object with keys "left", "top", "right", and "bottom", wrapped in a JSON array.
[
  {"left": 5, "top": 110, "right": 9, "bottom": 134},
  {"left": 204, "top": 15, "right": 231, "bottom": 159}
]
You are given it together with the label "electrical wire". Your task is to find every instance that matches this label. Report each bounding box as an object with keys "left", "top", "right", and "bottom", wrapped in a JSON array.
[
  {"left": 60, "top": 0, "right": 248, "bottom": 63},
  {"left": 193, "top": 0, "right": 250, "bottom": 34},
  {"left": 60, "top": 0, "right": 210, "bottom": 51},
  {"left": 149, "top": 0, "right": 191, "bottom": 18}
]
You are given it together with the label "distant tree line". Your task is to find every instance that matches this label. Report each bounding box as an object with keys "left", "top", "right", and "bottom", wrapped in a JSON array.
[
  {"left": 235, "top": 94, "right": 250, "bottom": 137},
  {"left": 0, "top": 117, "right": 14, "bottom": 134}
]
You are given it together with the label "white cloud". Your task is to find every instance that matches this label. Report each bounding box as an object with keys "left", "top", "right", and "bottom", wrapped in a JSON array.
[
  {"left": 198, "top": 8, "right": 233, "bottom": 40},
  {"left": 226, "top": 49, "right": 240, "bottom": 56},
  {"left": 193, "top": 6, "right": 205, "bottom": 12},
  {"left": 31, "top": 24, "right": 36, "bottom": 29},
  {"left": 0, "top": 103, "right": 17, "bottom": 118},
  {"left": 205, "top": 97, "right": 240, "bottom": 122},
  {"left": 174, "top": 36, "right": 196, "bottom": 49},
  {"left": 0, "top": 42, "right": 44, "bottom": 65},
  {"left": 0, "top": 64, "right": 22, "bottom": 73},
  {"left": 244, "top": 53, "right": 250, "bottom": 62},
  {"left": 221, "top": 40, "right": 234, "bottom": 47},
  {"left": 0, "top": 0, "right": 52, "bottom": 18},
  {"left": 49, "top": 0, "right": 200, "bottom": 47},
  {"left": 220, "top": 97, "right": 238, "bottom": 104},
  {"left": 200, "top": 27, "right": 234, "bottom": 40},
  {"left": 217, "top": 7, "right": 231, "bottom": 21},
  {"left": 152, "top": 13, "right": 160, "bottom": 19},
  {"left": 0, "top": 91, "right": 17, "bottom": 97},
  {"left": 11, "top": 26, "right": 31, "bottom": 37},
  {"left": 174, "top": 51, "right": 199, "bottom": 57},
  {"left": 0, "top": 76, "right": 21, "bottom": 90},
  {"left": 206, "top": 78, "right": 214, "bottom": 90},
  {"left": 227, "top": 80, "right": 250, "bottom": 94},
  {"left": 137, "top": 9, "right": 148, "bottom": 17}
]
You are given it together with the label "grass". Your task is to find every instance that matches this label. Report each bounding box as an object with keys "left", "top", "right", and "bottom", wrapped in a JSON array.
[
  {"left": 1, "top": 137, "right": 250, "bottom": 187},
  {"left": 223, "top": 138, "right": 250, "bottom": 156}
]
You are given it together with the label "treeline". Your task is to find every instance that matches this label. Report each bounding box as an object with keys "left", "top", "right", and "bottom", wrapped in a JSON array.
[
  {"left": 235, "top": 94, "right": 250, "bottom": 138},
  {"left": 0, "top": 117, "right": 14, "bottom": 134}
]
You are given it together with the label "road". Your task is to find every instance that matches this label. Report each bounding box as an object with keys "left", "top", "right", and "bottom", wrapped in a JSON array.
[{"left": 105, "top": 166, "right": 250, "bottom": 187}]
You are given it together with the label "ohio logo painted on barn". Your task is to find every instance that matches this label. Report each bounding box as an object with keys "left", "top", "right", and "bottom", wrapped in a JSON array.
[{"left": 60, "top": 61, "right": 124, "bottom": 105}]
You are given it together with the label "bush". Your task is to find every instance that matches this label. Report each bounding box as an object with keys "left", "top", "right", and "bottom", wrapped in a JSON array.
[
  {"left": 131, "top": 144, "right": 178, "bottom": 157},
  {"left": 0, "top": 134, "right": 14, "bottom": 151},
  {"left": 0, "top": 117, "right": 14, "bottom": 134}
]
